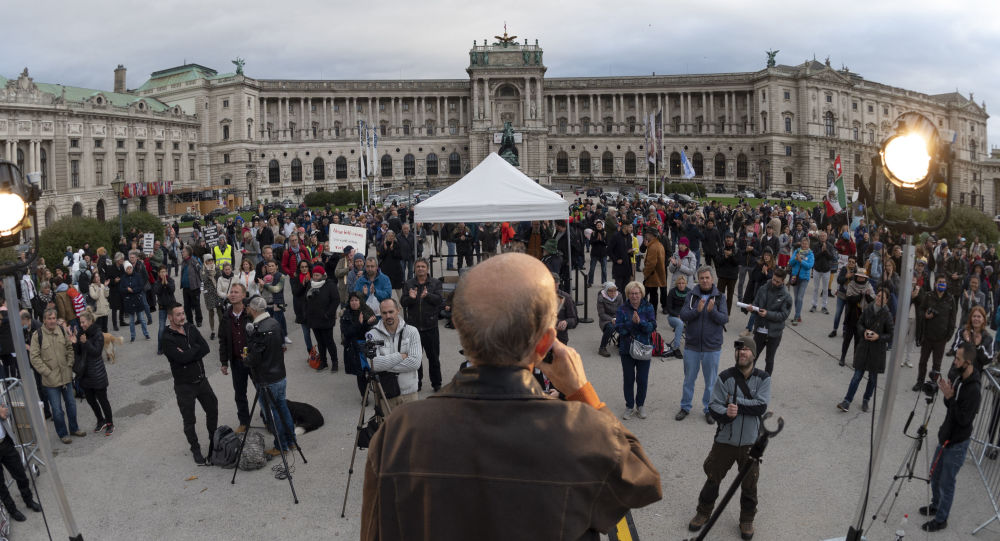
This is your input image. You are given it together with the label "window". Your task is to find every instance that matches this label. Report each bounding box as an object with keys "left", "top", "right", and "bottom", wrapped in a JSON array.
[
  {"left": 402, "top": 121, "right": 411, "bottom": 136},
  {"left": 174, "top": 158, "right": 180, "bottom": 180},
  {"left": 70, "top": 139, "right": 79, "bottom": 148},
  {"left": 311, "top": 104, "right": 317, "bottom": 113},
  {"left": 692, "top": 152, "right": 703, "bottom": 177},
  {"left": 334, "top": 103, "right": 340, "bottom": 112},
  {"left": 581, "top": 117, "right": 590, "bottom": 134},
  {"left": 426, "top": 153, "right": 438, "bottom": 176},
  {"left": 156, "top": 158, "right": 163, "bottom": 179},
  {"left": 624, "top": 151, "right": 636, "bottom": 175},
  {"left": 269, "top": 160, "right": 280, "bottom": 183},
  {"left": 334, "top": 122, "right": 341, "bottom": 137},
  {"left": 829, "top": 149, "right": 836, "bottom": 160},
  {"left": 380, "top": 122, "right": 387, "bottom": 136},
  {"left": 402, "top": 102, "right": 409, "bottom": 112},
  {"left": 869, "top": 129, "right": 875, "bottom": 143},
  {"left": 95, "top": 158, "right": 104, "bottom": 185},
  {"left": 714, "top": 153, "right": 726, "bottom": 177},
  {"left": 312, "top": 124, "right": 317, "bottom": 138},
  {"left": 784, "top": 117, "right": 792, "bottom": 133},
  {"left": 448, "top": 119, "right": 458, "bottom": 135},
  {"left": 783, "top": 91, "right": 790, "bottom": 101},
  {"left": 556, "top": 152, "right": 568, "bottom": 174},
  {"left": 189, "top": 159, "right": 195, "bottom": 180},
  {"left": 223, "top": 125, "right": 230, "bottom": 140},
  {"left": 867, "top": 105, "right": 874, "bottom": 113},
  {"left": 189, "top": 143, "right": 195, "bottom": 151},
  {"left": 425, "top": 120, "right": 435, "bottom": 136},
  {"left": 825, "top": 94, "right": 832, "bottom": 103},
  {"left": 156, "top": 141, "right": 163, "bottom": 150},
  {"left": 785, "top": 146, "right": 792, "bottom": 156},
  {"left": 669, "top": 152, "right": 681, "bottom": 176},
  {"left": 95, "top": 139, "right": 103, "bottom": 148},
  {"left": 970, "top": 140, "right": 977, "bottom": 161},
  {"left": 852, "top": 102, "right": 858, "bottom": 111},
  {"left": 883, "top": 107, "right": 888, "bottom": 115},
  {"left": 223, "top": 99, "right": 229, "bottom": 108},
  {"left": 403, "top": 154, "right": 415, "bottom": 177},
  {"left": 855, "top": 153, "right": 862, "bottom": 166},
  {"left": 335, "top": 157, "right": 347, "bottom": 179},
  {"left": 785, "top": 171, "right": 792, "bottom": 185},
  {"left": 40, "top": 149, "right": 47, "bottom": 189},
  {"left": 579, "top": 151, "right": 591, "bottom": 174},
  {"left": 117, "top": 158, "right": 125, "bottom": 178},
  {"left": 137, "top": 158, "right": 145, "bottom": 182},
  {"left": 971, "top": 123, "right": 975, "bottom": 133},
  {"left": 601, "top": 151, "right": 613, "bottom": 175},
  {"left": 291, "top": 158, "right": 302, "bottom": 181},
  {"left": 604, "top": 117, "right": 613, "bottom": 133},
  {"left": 627, "top": 117, "right": 636, "bottom": 134},
  {"left": 71, "top": 160, "right": 79, "bottom": 188},
  {"left": 357, "top": 103, "right": 363, "bottom": 112},
  {"left": 381, "top": 154, "right": 393, "bottom": 178},
  {"left": 736, "top": 154, "right": 748, "bottom": 178},
  {"left": 313, "top": 157, "right": 325, "bottom": 180},
  {"left": 223, "top": 153, "right": 230, "bottom": 164},
  {"left": 824, "top": 112, "right": 835, "bottom": 136},
  {"left": 448, "top": 152, "right": 461, "bottom": 175},
  {"left": 137, "top": 140, "right": 145, "bottom": 150},
  {"left": 449, "top": 101, "right": 456, "bottom": 111},
  {"left": 557, "top": 118, "right": 567, "bottom": 135}
]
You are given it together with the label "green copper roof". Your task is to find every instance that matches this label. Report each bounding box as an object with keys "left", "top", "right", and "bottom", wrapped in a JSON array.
[
  {"left": 137, "top": 63, "right": 218, "bottom": 91},
  {"left": 32, "top": 82, "right": 171, "bottom": 112}
]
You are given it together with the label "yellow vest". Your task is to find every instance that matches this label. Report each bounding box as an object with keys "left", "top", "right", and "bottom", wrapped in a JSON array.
[{"left": 213, "top": 244, "right": 233, "bottom": 267}]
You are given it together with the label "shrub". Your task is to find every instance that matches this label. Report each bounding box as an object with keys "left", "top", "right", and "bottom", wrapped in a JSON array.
[
  {"left": 304, "top": 191, "right": 337, "bottom": 207},
  {"left": 661, "top": 182, "right": 706, "bottom": 197},
  {"left": 305, "top": 189, "right": 362, "bottom": 207},
  {"left": 115, "top": 211, "right": 166, "bottom": 243},
  {"left": 38, "top": 217, "right": 111, "bottom": 272},
  {"left": 878, "top": 202, "right": 997, "bottom": 245}
]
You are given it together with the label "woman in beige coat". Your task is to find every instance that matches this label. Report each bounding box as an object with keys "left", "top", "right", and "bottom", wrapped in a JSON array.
[
  {"left": 642, "top": 228, "right": 668, "bottom": 313},
  {"left": 89, "top": 269, "right": 111, "bottom": 332}
]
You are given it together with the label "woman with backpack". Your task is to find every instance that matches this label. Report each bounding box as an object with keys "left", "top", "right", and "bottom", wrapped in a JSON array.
[{"left": 72, "top": 310, "right": 113, "bottom": 435}]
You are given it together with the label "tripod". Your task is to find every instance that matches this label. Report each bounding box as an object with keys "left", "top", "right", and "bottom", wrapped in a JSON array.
[
  {"left": 231, "top": 377, "right": 308, "bottom": 503},
  {"left": 869, "top": 389, "right": 937, "bottom": 527},
  {"left": 340, "top": 369, "right": 393, "bottom": 518}
]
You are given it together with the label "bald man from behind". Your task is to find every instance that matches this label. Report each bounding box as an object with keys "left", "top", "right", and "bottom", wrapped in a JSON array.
[{"left": 361, "top": 253, "right": 662, "bottom": 541}]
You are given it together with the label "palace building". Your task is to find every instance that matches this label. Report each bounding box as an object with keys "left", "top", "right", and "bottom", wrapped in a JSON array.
[{"left": 2, "top": 32, "right": 995, "bottom": 229}]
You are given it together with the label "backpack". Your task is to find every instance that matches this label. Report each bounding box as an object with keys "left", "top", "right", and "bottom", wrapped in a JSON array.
[
  {"left": 238, "top": 431, "right": 267, "bottom": 471},
  {"left": 209, "top": 425, "right": 241, "bottom": 468},
  {"left": 650, "top": 331, "right": 666, "bottom": 357}
]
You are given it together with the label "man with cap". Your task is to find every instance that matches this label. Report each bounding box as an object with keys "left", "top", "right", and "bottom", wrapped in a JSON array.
[
  {"left": 335, "top": 246, "right": 356, "bottom": 308},
  {"left": 688, "top": 335, "right": 771, "bottom": 540}
]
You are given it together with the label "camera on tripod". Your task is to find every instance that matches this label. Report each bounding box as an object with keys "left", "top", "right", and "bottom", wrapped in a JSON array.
[{"left": 921, "top": 370, "right": 941, "bottom": 398}]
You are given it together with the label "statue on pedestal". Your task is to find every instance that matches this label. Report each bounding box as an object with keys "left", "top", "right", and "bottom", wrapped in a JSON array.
[{"left": 498, "top": 121, "right": 519, "bottom": 166}]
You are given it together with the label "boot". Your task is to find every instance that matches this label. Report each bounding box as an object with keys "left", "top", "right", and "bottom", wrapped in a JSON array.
[
  {"left": 598, "top": 347, "right": 611, "bottom": 357},
  {"left": 740, "top": 522, "right": 755, "bottom": 540},
  {"left": 22, "top": 496, "right": 41, "bottom": 512},
  {"left": 4, "top": 501, "right": 25, "bottom": 522}
]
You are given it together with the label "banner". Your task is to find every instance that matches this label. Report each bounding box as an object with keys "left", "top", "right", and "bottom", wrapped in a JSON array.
[
  {"left": 328, "top": 224, "right": 368, "bottom": 256},
  {"left": 645, "top": 114, "right": 655, "bottom": 165},
  {"left": 203, "top": 226, "right": 219, "bottom": 248},
  {"left": 825, "top": 155, "right": 847, "bottom": 217},
  {"left": 359, "top": 120, "right": 367, "bottom": 179},
  {"left": 142, "top": 233, "right": 155, "bottom": 255},
  {"left": 680, "top": 151, "right": 695, "bottom": 179}
]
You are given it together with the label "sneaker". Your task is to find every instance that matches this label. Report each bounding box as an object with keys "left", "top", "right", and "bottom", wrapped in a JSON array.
[
  {"left": 688, "top": 512, "right": 710, "bottom": 532},
  {"left": 821, "top": 307, "right": 829, "bottom": 314},
  {"left": 144, "top": 335, "right": 151, "bottom": 340},
  {"left": 902, "top": 361, "right": 914, "bottom": 367},
  {"left": 739, "top": 521, "right": 755, "bottom": 540},
  {"left": 283, "top": 337, "right": 293, "bottom": 344},
  {"left": 921, "top": 519, "right": 947, "bottom": 532},
  {"left": 71, "top": 430, "right": 86, "bottom": 437},
  {"left": 94, "top": 421, "right": 107, "bottom": 433},
  {"left": 739, "top": 329, "right": 752, "bottom": 338},
  {"left": 635, "top": 407, "right": 647, "bottom": 419},
  {"left": 809, "top": 306, "right": 816, "bottom": 313},
  {"left": 837, "top": 400, "right": 850, "bottom": 412},
  {"left": 861, "top": 400, "right": 870, "bottom": 413},
  {"left": 192, "top": 448, "right": 206, "bottom": 464},
  {"left": 675, "top": 409, "right": 689, "bottom": 421},
  {"left": 918, "top": 504, "right": 939, "bottom": 516},
  {"left": 234, "top": 424, "right": 248, "bottom": 434},
  {"left": 839, "top": 358, "right": 845, "bottom": 367},
  {"left": 60, "top": 436, "right": 72, "bottom": 444},
  {"left": 705, "top": 412, "right": 715, "bottom": 425},
  {"left": 622, "top": 408, "right": 634, "bottom": 420},
  {"left": 828, "top": 330, "right": 837, "bottom": 338},
  {"left": 103, "top": 424, "right": 114, "bottom": 436},
  {"left": 598, "top": 347, "right": 611, "bottom": 358},
  {"left": 674, "top": 348, "right": 685, "bottom": 359}
]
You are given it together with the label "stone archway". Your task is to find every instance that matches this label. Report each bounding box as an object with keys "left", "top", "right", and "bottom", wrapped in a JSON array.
[
  {"left": 44, "top": 206, "right": 56, "bottom": 227},
  {"left": 96, "top": 199, "right": 106, "bottom": 222},
  {"left": 71, "top": 202, "right": 83, "bottom": 217}
]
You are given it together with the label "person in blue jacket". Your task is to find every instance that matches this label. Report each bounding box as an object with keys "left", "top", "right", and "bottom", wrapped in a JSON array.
[
  {"left": 353, "top": 256, "right": 393, "bottom": 304},
  {"left": 788, "top": 236, "right": 815, "bottom": 325},
  {"left": 677, "top": 266, "right": 729, "bottom": 424},
  {"left": 615, "top": 281, "right": 657, "bottom": 421}
]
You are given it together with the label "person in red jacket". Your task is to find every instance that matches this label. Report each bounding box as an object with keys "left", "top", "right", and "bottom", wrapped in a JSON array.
[{"left": 281, "top": 236, "right": 310, "bottom": 276}]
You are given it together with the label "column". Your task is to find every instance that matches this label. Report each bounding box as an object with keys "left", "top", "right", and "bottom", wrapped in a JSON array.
[
  {"left": 687, "top": 93, "right": 693, "bottom": 131},
  {"left": 483, "top": 77, "right": 490, "bottom": 124},
  {"left": 437, "top": 96, "right": 442, "bottom": 134},
  {"left": 747, "top": 91, "right": 752, "bottom": 133},
  {"left": 28, "top": 139, "right": 35, "bottom": 175},
  {"left": 36, "top": 140, "right": 42, "bottom": 173},
  {"left": 641, "top": 93, "right": 646, "bottom": 126},
  {"left": 523, "top": 77, "right": 530, "bottom": 123},
  {"left": 536, "top": 78, "right": 543, "bottom": 122},
  {"left": 459, "top": 96, "right": 464, "bottom": 132}
]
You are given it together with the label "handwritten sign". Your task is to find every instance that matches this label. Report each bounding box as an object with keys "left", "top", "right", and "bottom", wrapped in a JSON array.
[
  {"left": 203, "top": 227, "right": 219, "bottom": 248},
  {"left": 142, "top": 233, "right": 155, "bottom": 255},
  {"left": 328, "top": 224, "right": 367, "bottom": 256}
]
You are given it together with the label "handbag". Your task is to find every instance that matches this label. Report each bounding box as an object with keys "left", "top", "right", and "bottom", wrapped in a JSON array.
[
  {"left": 629, "top": 336, "right": 653, "bottom": 361},
  {"left": 788, "top": 259, "right": 799, "bottom": 286}
]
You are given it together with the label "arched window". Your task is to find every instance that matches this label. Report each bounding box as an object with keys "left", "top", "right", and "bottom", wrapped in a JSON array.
[
  {"left": 291, "top": 158, "right": 302, "bottom": 182},
  {"left": 714, "top": 153, "right": 726, "bottom": 178},
  {"left": 784, "top": 117, "right": 792, "bottom": 133},
  {"left": 40, "top": 148, "right": 48, "bottom": 189},
  {"left": 404, "top": 154, "right": 415, "bottom": 177},
  {"left": 44, "top": 206, "right": 56, "bottom": 227},
  {"left": 692, "top": 152, "right": 704, "bottom": 177},
  {"left": 579, "top": 151, "right": 591, "bottom": 174},
  {"left": 824, "top": 112, "right": 835, "bottom": 136},
  {"left": 556, "top": 151, "right": 568, "bottom": 174},
  {"left": 670, "top": 152, "right": 681, "bottom": 176},
  {"left": 426, "top": 153, "right": 438, "bottom": 176},
  {"left": 601, "top": 151, "right": 613, "bottom": 175},
  {"left": 96, "top": 199, "right": 105, "bottom": 222},
  {"left": 449, "top": 152, "right": 461, "bottom": 175},
  {"left": 381, "top": 155, "right": 393, "bottom": 178},
  {"left": 157, "top": 195, "right": 166, "bottom": 215},
  {"left": 72, "top": 202, "right": 83, "bottom": 217},
  {"left": 736, "top": 154, "right": 748, "bottom": 179},
  {"left": 313, "top": 157, "right": 325, "bottom": 181},
  {"left": 335, "top": 157, "right": 347, "bottom": 179},
  {"left": 624, "top": 151, "right": 636, "bottom": 175},
  {"left": 268, "top": 159, "right": 280, "bottom": 183}
]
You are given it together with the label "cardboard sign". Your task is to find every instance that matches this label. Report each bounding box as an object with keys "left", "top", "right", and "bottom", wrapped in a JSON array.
[
  {"left": 142, "top": 233, "right": 155, "bottom": 255},
  {"left": 203, "top": 227, "right": 219, "bottom": 248},
  {"left": 328, "top": 224, "right": 367, "bottom": 256}
]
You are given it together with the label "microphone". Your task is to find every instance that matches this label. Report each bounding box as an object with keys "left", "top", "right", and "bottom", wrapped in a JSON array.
[{"left": 245, "top": 322, "right": 255, "bottom": 336}]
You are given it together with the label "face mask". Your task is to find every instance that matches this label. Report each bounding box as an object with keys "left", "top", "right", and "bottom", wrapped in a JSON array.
[
  {"left": 936, "top": 283, "right": 947, "bottom": 292},
  {"left": 843, "top": 232, "right": 850, "bottom": 240}
]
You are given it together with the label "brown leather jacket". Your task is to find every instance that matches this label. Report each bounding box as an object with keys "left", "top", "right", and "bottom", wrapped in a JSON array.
[{"left": 361, "top": 365, "right": 662, "bottom": 541}]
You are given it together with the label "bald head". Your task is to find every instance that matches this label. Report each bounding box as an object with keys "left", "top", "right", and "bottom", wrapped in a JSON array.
[{"left": 452, "top": 253, "right": 557, "bottom": 367}]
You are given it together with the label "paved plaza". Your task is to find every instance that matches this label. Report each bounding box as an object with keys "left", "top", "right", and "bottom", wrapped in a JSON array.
[{"left": 12, "top": 250, "right": 1000, "bottom": 540}]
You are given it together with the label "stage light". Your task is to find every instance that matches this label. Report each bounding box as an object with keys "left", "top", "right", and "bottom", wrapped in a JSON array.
[
  {"left": 879, "top": 112, "right": 939, "bottom": 191},
  {"left": 0, "top": 161, "right": 37, "bottom": 248}
]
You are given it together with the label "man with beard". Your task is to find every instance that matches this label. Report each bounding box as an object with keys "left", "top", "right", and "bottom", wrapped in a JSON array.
[
  {"left": 751, "top": 268, "right": 793, "bottom": 375},
  {"left": 608, "top": 222, "right": 634, "bottom": 293}
]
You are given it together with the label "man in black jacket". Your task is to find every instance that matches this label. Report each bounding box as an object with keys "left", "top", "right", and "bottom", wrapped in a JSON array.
[
  {"left": 808, "top": 231, "right": 837, "bottom": 315},
  {"left": 162, "top": 301, "right": 218, "bottom": 465},
  {"left": 608, "top": 222, "right": 634, "bottom": 293},
  {"left": 918, "top": 342, "right": 982, "bottom": 532},
  {"left": 245, "top": 296, "right": 297, "bottom": 456},
  {"left": 715, "top": 232, "right": 740, "bottom": 314},
  {"left": 305, "top": 265, "right": 340, "bottom": 372},
  {"left": 401, "top": 258, "right": 443, "bottom": 391},
  {"left": 913, "top": 275, "right": 955, "bottom": 392},
  {"left": 736, "top": 223, "right": 760, "bottom": 300},
  {"left": 218, "top": 283, "right": 252, "bottom": 433}
]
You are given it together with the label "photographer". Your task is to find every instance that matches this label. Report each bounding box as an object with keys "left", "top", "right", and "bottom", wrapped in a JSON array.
[
  {"left": 162, "top": 302, "right": 218, "bottom": 465},
  {"left": 244, "top": 296, "right": 297, "bottom": 457},
  {"left": 913, "top": 275, "right": 955, "bottom": 392},
  {"left": 369, "top": 298, "right": 422, "bottom": 410},
  {"left": 361, "top": 254, "right": 662, "bottom": 540},
  {"left": 918, "top": 342, "right": 982, "bottom": 532}
]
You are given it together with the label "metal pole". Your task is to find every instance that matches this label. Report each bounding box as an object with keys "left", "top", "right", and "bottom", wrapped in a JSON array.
[
  {"left": 579, "top": 269, "right": 593, "bottom": 323},
  {"left": 4, "top": 275, "right": 84, "bottom": 541},
  {"left": 118, "top": 199, "right": 124, "bottom": 239},
  {"left": 845, "top": 236, "right": 914, "bottom": 539}
]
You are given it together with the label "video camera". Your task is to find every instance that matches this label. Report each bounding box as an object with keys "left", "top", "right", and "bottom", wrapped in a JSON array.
[
  {"left": 357, "top": 333, "right": 385, "bottom": 373},
  {"left": 921, "top": 370, "right": 941, "bottom": 398}
]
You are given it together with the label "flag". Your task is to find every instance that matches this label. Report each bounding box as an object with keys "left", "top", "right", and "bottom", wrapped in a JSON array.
[
  {"left": 359, "top": 120, "right": 367, "bottom": 178},
  {"left": 646, "top": 113, "right": 656, "bottom": 164},
  {"left": 166, "top": 180, "right": 173, "bottom": 194},
  {"left": 825, "top": 155, "right": 847, "bottom": 217},
  {"left": 123, "top": 184, "right": 131, "bottom": 198},
  {"left": 680, "top": 151, "right": 695, "bottom": 179}
]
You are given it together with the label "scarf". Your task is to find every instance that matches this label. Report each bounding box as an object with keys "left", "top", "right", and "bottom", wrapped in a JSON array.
[
  {"left": 37, "top": 292, "right": 52, "bottom": 306},
  {"left": 678, "top": 247, "right": 689, "bottom": 257},
  {"left": 599, "top": 289, "right": 619, "bottom": 303},
  {"left": 846, "top": 280, "right": 873, "bottom": 311},
  {"left": 307, "top": 279, "right": 326, "bottom": 300}
]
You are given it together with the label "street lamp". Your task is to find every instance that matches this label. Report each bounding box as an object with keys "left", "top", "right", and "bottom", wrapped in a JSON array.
[{"left": 111, "top": 175, "right": 125, "bottom": 238}]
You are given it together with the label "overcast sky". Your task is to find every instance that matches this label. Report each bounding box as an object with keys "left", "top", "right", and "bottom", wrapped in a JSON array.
[{"left": 6, "top": 0, "right": 1000, "bottom": 149}]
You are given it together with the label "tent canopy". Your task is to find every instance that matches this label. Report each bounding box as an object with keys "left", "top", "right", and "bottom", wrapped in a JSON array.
[{"left": 414, "top": 153, "right": 568, "bottom": 223}]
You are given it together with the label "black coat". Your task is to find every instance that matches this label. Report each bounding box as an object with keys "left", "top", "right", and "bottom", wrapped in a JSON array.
[
  {"left": 152, "top": 276, "right": 176, "bottom": 308},
  {"left": 378, "top": 240, "right": 405, "bottom": 289},
  {"left": 75, "top": 324, "right": 107, "bottom": 389},
  {"left": 289, "top": 275, "right": 309, "bottom": 325},
  {"left": 245, "top": 316, "right": 286, "bottom": 385},
  {"left": 400, "top": 276, "right": 443, "bottom": 331},
  {"left": 119, "top": 271, "right": 145, "bottom": 315},
  {"left": 304, "top": 280, "right": 340, "bottom": 329},
  {"left": 853, "top": 304, "right": 894, "bottom": 374},
  {"left": 218, "top": 306, "right": 251, "bottom": 368},
  {"left": 107, "top": 263, "right": 123, "bottom": 310},
  {"left": 162, "top": 323, "right": 210, "bottom": 384},
  {"left": 715, "top": 242, "right": 740, "bottom": 280}
]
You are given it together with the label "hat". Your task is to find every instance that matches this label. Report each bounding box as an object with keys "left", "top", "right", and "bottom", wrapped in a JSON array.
[
  {"left": 343, "top": 245, "right": 354, "bottom": 255},
  {"left": 123, "top": 261, "right": 133, "bottom": 271},
  {"left": 353, "top": 252, "right": 365, "bottom": 261},
  {"left": 312, "top": 265, "right": 326, "bottom": 276},
  {"left": 203, "top": 254, "right": 214, "bottom": 262},
  {"left": 678, "top": 237, "right": 690, "bottom": 246},
  {"left": 734, "top": 336, "right": 757, "bottom": 358},
  {"left": 854, "top": 270, "right": 868, "bottom": 278},
  {"left": 542, "top": 238, "right": 560, "bottom": 255},
  {"left": 916, "top": 257, "right": 927, "bottom": 265}
]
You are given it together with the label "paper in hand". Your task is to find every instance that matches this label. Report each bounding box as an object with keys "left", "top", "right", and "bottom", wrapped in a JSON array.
[{"left": 735, "top": 302, "right": 760, "bottom": 313}]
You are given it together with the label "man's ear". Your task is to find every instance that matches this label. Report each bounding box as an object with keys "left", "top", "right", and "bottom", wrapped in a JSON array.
[{"left": 531, "top": 328, "right": 557, "bottom": 367}]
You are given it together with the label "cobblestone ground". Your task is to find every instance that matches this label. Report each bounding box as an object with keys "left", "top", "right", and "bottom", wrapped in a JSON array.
[{"left": 12, "top": 245, "right": 999, "bottom": 540}]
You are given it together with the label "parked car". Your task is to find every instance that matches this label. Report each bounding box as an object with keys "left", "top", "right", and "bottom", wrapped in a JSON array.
[
  {"left": 790, "top": 192, "right": 808, "bottom": 201},
  {"left": 600, "top": 191, "right": 620, "bottom": 204},
  {"left": 236, "top": 204, "right": 254, "bottom": 213},
  {"left": 771, "top": 190, "right": 790, "bottom": 199},
  {"left": 751, "top": 190, "right": 766, "bottom": 199},
  {"left": 203, "top": 207, "right": 229, "bottom": 221},
  {"left": 281, "top": 199, "right": 296, "bottom": 209},
  {"left": 586, "top": 187, "right": 602, "bottom": 197},
  {"left": 672, "top": 193, "right": 698, "bottom": 205},
  {"left": 736, "top": 190, "right": 756, "bottom": 199},
  {"left": 179, "top": 213, "right": 199, "bottom": 223}
]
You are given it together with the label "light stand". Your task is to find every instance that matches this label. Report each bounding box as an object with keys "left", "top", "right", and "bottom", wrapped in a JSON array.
[{"left": 0, "top": 160, "right": 83, "bottom": 540}]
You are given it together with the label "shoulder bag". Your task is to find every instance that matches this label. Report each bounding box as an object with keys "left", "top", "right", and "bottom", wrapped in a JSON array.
[{"left": 627, "top": 308, "right": 653, "bottom": 361}]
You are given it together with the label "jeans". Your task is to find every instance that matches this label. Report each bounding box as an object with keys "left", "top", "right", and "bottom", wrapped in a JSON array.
[
  {"left": 173, "top": 379, "right": 218, "bottom": 452},
  {"left": 811, "top": 271, "right": 830, "bottom": 309},
  {"left": 260, "top": 379, "right": 296, "bottom": 451},
  {"left": 128, "top": 312, "right": 149, "bottom": 340},
  {"left": 620, "top": 354, "right": 651, "bottom": 409},
  {"left": 832, "top": 297, "right": 846, "bottom": 330},
  {"left": 45, "top": 385, "right": 78, "bottom": 438},
  {"left": 843, "top": 369, "right": 877, "bottom": 404},
  {"left": 792, "top": 279, "right": 809, "bottom": 319},
  {"left": 930, "top": 439, "right": 971, "bottom": 523},
  {"left": 183, "top": 289, "right": 203, "bottom": 326},
  {"left": 588, "top": 255, "right": 607, "bottom": 286},
  {"left": 446, "top": 241, "right": 456, "bottom": 269},
  {"left": 681, "top": 349, "right": 721, "bottom": 413},
  {"left": 300, "top": 323, "right": 313, "bottom": 352},
  {"left": 140, "top": 292, "right": 152, "bottom": 324},
  {"left": 157, "top": 308, "right": 169, "bottom": 353},
  {"left": 737, "top": 265, "right": 751, "bottom": 299},
  {"left": 666, "top": 316, "right": 684, "bottom": 350},
  {"left": 268, "top": 309, "right": 288, "bottom": 338}
]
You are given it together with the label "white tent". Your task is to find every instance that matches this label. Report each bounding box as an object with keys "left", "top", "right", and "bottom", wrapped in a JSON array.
[{"left": 414, "top": 152, "right": 568, "bottom": 223}]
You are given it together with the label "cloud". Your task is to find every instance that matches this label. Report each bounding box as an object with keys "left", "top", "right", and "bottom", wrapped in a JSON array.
[{"left": 5, "top": 0, "right": 999, "bottom": 150}]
